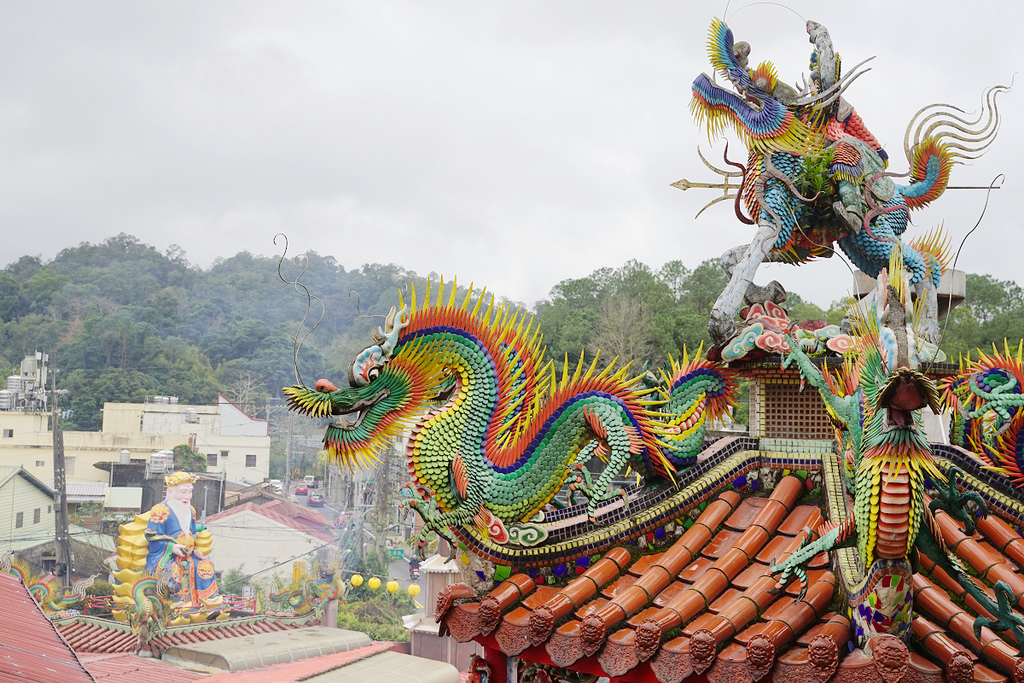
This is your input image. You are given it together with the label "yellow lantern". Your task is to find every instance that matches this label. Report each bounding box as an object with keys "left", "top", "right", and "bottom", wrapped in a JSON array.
[
  {"left": 408, "top": 583, "right": 421, "bottom": 597},
  {"left": 350, "top": 574, "right": 363, "bottom": 587},
  {"left": 386, "top": 579, "right": 399, "bottom": 593},
  {"left": 368, "top": 576, "right": 381, "bottom": 590}
]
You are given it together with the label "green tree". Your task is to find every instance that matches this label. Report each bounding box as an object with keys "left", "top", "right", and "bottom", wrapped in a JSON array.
[
  {"left": 785, "top": 292, "right": 830, "bottom": 325},
  {"left": 173, "top": 444, "right": 208, "bottom": 472},
  {"left": 937, "top": 273, "right": 1024, "bottom": 358},
  {"left": 23, "top": 268, "right": 68, "bottom": 315},
  {"left": 0, "top": 273, "right": 25, "bottom": 322}
]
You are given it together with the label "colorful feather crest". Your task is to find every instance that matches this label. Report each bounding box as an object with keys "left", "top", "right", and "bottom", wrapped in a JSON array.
[
  {"left": 901, "top": 85, "right": 1008, "bottom": 211},
  {"left": 286, "top": 278, "right": 739, "bottom": 541},
  {"left": 941, "top": 342, "right": 1024, "bottom": 486},
  {"left": 690, "top": 19, "right": 815, "bottom": 155}
]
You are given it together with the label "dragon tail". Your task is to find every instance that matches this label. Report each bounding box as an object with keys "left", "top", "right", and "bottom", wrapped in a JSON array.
[
  {"left": 907, "top": 227, "right": 951, "bottom": 288},
  {"left": 901, "top": 84, "right": 1008, "bottom": 210},
  {"left": 940, "top": 344, "right": 1024, "bottom": 486},
  {"left": 919, "top": 507, "right": 1024, "bottom": 654},
  {"left": 655, "top": 349, "right": 739, "bottom": 465}
]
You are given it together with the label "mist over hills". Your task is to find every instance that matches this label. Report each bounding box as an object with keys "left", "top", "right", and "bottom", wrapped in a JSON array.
[{"left": 1, "top": 233, "right": 1018, "bottom": 432}]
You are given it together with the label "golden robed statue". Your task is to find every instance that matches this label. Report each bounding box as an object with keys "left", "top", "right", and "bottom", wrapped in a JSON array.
[{"left": 113, "top": 471, "right": 226, "bottom": 625}]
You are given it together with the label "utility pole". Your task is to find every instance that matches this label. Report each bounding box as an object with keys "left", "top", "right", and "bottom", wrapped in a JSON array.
[
  {"left": 51, "top": 364, "right": 72, "bottom": 588},
  {"left": 285, "top": 411, "right": 293, "bottom": 491},
  {"left": 371, "top": 442, "right": 395, "bottom": 567}
]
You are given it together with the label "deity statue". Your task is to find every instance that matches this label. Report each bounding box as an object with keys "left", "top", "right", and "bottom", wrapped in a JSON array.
[{"left": 144, "top": 471, "right": 223, "bottom": 609}]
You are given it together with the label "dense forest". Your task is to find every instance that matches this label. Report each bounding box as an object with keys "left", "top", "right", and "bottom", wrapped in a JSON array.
[{"left": 1, "top": 233, "right": 1022, "bottom": 435}]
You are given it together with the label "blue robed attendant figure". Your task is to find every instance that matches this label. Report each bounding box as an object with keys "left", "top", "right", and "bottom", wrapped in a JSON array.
[{"left": 145, "top": 471, "right": 222, "bottom": 608}]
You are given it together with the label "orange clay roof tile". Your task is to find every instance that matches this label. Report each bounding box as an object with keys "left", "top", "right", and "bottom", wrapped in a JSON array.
[{"left": 442, "top": 466, "right": 1024, "bottom": 682}]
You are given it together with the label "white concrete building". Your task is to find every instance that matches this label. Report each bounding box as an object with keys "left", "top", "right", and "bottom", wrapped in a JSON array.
[
  {"left": 204, "top": 499, "right": 334, "bottom": 587},
  {"left": 0, "top": 394, "right": 270, "bottom": 486}
]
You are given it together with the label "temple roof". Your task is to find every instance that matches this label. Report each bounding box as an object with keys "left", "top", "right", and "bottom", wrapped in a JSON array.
[
  {"left": 74, "top": 652, "right": 206, "bottom": 681},
  {"left": 0, "top": 572, "right": 94, "bottom": 683},
  {"left": 55, "top": 613, "right": 318, "bottom": 657},
  {"left": 437, "top": 443, "right": 1024, "bottom": 682},
  {"left": 205, "top": 499, "right": 334, "bottom": 542}
]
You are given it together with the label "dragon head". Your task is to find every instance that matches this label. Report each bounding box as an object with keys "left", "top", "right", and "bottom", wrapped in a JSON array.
[
  {"left": 690, "top": 18, "right": 870, "bottom": 155},
  {"left": 690, "top": 18, "right": 812, "bottom": 154},
  {"left": 283, "top": 304, "right": 446, "bottom": 469},
  {"left": 853, "top": 250, "right": 944, "bottom": 435}
]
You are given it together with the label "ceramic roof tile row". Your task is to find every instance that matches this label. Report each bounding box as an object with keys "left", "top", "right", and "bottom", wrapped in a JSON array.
[
  {"left": 441, "top": 469, "right": 1024, "bottom": 682},
  {"left": 60, "top": 622, "right": 138, "bottom": 654},
  {"left": 0, "top": 572, "right": 94, "bottom": 683},
  {"left": 76, "top": 652, "right": 206, "bottom": 681},
  {"left": 56, "top": 614, "right": 315, "bottom": 657},
  {"left": 198, "top": 640, "right": 398, "bottom": 682}
]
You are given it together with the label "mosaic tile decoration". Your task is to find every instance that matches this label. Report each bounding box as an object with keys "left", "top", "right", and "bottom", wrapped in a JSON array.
[{"left": 450, "top": 436, "right": 834, "bottom": 568}]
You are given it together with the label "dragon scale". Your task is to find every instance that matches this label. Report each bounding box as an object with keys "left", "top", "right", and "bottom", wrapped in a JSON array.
[
  {"left": 284, "top": 282, "right": 737, "bottom": 557},
  {"left": 688, "top": 17, "right": 1006, "bottom": 347}
]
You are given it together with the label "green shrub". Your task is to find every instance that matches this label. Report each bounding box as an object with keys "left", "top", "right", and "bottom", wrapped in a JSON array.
[{"left": 336, "top": 587, "right": 416, "bottom": 642}]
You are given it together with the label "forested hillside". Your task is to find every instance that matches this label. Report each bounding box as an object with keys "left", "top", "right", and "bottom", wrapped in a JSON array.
[{"left": 0, "top": 233, "right": 1021, "bottom": 432}]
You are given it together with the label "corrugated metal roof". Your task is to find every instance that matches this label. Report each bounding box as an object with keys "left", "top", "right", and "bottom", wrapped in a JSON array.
[
  {"left": 69, "top": 525, "right": 117, "bottom": 553},
  {"left": 103, "top": 487, "right": 142, "bottom": 511},
  {"left": 199, "top": 643, "right": 428, "bottom": 679},
  {"left": 0, "top": 572, "right": 94, "bottom": 682},
  {"left": 46, "top": 481, "right": 107, "bottom": 503},
  {"left": 7, "top": 525, "right": 58, "bottom": 552}
]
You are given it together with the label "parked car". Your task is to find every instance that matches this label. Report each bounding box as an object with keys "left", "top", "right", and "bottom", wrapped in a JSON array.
[
  {"left": 294, "top": 484, "right": 308, "bottom": 495},
  {"left": 308, "top": 493, "right": 325, "bottom": 507}
]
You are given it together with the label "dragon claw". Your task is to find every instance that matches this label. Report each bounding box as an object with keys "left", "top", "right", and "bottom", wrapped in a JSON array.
[
  {"left": 932, "top": 466, "right": 988, "bottom": 535},
  {"left": 971, "top": 580, "right": 1024, "bottom": 654}
]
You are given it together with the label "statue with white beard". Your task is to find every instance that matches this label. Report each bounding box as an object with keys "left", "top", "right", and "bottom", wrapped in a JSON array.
[{"left": 145, "top": 471, "right": 223, "bottom": 610}]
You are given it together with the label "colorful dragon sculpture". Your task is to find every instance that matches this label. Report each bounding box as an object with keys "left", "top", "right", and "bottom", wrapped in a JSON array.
[
  {"left": 0, "top": 553, "right": 96, "bottom": 618},
  {"left": 770, "top": 248, "right": 1024, "bottom": 648},
  {"left": 941, "top": 346, "right": 1024, "bottom": 487},
  {"left": 283, "top": 281, "right": 737, "bottom": 559},
  {"left": 269, "top": 566, "right": 346, "bottom": 617},
  {"left": 688, "top": 17, "right": 1006, "bottom": 347}
]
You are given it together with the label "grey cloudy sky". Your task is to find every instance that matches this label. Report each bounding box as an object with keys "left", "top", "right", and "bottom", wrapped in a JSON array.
[{"left": 0, "top": 1, "right": 1020, "bottom": 309}]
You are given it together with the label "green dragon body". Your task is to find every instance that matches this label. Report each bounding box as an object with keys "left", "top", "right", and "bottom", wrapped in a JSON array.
[
  {"left": 772, "top": 249, "right": 1024, "bottom": 650},
  {"left": 284, "top": 281, "right": 737, "bottom": 559},
  {"left": 941, "top": 346, "right": 1024, "bottom": 488},
  {"left": 1, "top": 554, "right": 96, "bottom": 618}
]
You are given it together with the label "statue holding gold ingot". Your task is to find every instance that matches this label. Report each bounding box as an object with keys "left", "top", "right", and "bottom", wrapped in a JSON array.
[{"left": 113, "top": 471, "right": 225, "bottom": 626}]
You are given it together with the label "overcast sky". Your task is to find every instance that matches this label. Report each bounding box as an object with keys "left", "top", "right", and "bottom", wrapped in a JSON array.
[{"left": 0, "top": 2, "right": 1019, "bottom": 309}]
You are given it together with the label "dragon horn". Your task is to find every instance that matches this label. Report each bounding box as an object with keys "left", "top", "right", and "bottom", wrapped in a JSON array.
[
  {"left": 792, "top": 56, "right": 874, "bottom": 108},
  {"left": 378, "top": 305, "right": 411, "bottom": 358}
]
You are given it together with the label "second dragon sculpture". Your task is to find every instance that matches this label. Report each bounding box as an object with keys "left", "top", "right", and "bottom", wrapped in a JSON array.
[
  {"left": 770, "top": 247, "right": 1024, "bottom": 649},
  {"left": 687, "top": 18, "right": 1006, "bottom": 347}
]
